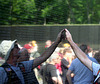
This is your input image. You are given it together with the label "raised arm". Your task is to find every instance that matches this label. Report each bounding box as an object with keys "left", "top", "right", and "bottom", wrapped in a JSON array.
[
  {"left": 65, "top": 29, "right": 93, "bottom": 71},
  {"left": 33, "top": 29, "right": 65, "bottom": 68}
]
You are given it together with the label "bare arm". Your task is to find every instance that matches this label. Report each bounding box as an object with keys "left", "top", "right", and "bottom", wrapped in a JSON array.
[
  {"left": 66, "top": 70, "right": 73, "bottom": 84},
  {"left": 65, "top": 29, "right": 93, "bottom": 71},
  {"left": 33, "top": 29, "right": 65, "bottom": 68}
]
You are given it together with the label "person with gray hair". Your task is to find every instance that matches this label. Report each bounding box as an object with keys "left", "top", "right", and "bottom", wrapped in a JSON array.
[
  {"left": 0, "top": 29, "right": 65, "bottom": 84},
  {"left": 40, "top": 52, "right": 63, "bottom": 84}
]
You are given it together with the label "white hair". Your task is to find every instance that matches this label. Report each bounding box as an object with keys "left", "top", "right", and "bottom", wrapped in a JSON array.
[{"left": 49, "top": 52, "right": 59, "bottom": 62}]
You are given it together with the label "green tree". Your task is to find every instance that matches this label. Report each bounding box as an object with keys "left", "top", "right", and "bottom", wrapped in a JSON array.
[
  {"left": 0, "top": 0, "right": 100, "bottom": 25},
  {"left": 12, "top": 0, "right": 37, "bottom": 24},
  {"left": 0, "top": 0, "right": 12, "bottom": 25},
  {"left": 91, "top": 0, "right": 100, "bottom": 23}
]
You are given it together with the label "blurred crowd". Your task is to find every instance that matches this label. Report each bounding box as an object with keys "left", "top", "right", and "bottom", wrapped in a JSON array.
[{"left": 0, "top": 39, "right": 100, "bottom": 84}]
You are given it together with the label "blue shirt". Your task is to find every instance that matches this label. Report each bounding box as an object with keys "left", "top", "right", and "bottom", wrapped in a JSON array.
[
  {"left": 92, "top": 62, "right": 100, "bottom": 82},
  {"left": 69, "top": 55, "right": 98, "bottom": 84},
  {"left": 0, "top": 60, "right": 33, "bottom": 84}
]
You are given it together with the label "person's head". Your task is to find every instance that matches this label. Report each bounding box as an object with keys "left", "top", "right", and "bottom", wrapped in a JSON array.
[
  {"left": 63, "top": 48, "right": 72, "bottom": 56},
  {"left": 17, "top": 48, "right": 29, "bottom": 62},
  {"left": 88, "top": 48, "right": 93, "bottom": 57},
  {"left": 62, "top": 48, "right": 73, "bottom": 64},
  {"left": 24, "top": 44, "right": 34, "bottom": 53},
  {"left": 0, "top": 40, "right": 20, "bottom": 65},
  {"left": 31, "top": 40, "right": 38, "bottom": 52},
  {"left": 79, "top": 44, "right": 88, "bottom": 54},
  {"left": 8, "top": 43, "right": 20, "bottom": 63},
  {"left": 63, "top": 43, "right": 70, "bottom": 48},
  {"left": 45, "top": 40, "right": 52, "bottom": 48},
  {"left": 94, "top": 50, "right": 100, "bottom": 64},
  {"left": 49, "top": 52, "right": 61, "bottom": 64},
  {"left": 31, "top": 40, "right": 36, "bottom": 47}
]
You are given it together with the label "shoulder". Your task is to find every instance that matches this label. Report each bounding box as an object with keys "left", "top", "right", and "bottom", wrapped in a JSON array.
[
  {"left": 48, "top": 64, "right": 55, "bottom": 67},
  {"left": 0, "top": 67, "right": 7, "bottom": 83},
  {"left": 20, "top": 60, "right": 34, "bottom": 70},
  {"left": 0, "top": 66, "right": 5, "bottom": 71},
  {"left": 61, "top": 58, "right": 68, "bottom": 62},
  {"left": 61, "top": 58, "right": 68, "bottom": 63},
  {"left": 40, "top": 65, "right": 46, "bottom": 70},
  {"left": 21, "top": 60, "right": 33, "bottom": 65},
  {"left": 72, "top": 58, "right": 78, "bottom": 63},
  {"left": 47, "top": 64, "right": 56, "bottom": 70},
  {"left": 0, "top": 66, "right": 6, "bottom": 74},
  {"left": 61, "top": 58, "right": 69, "bottom": 66},
  {"left": 92, "top": 62, "right": 100, "bottom": 75},
  {"left": 89, "top": 56, "right": 98, "bottom": 63},
  {"left": 69, "top": 59, "right": 78, "bottom": 69}
]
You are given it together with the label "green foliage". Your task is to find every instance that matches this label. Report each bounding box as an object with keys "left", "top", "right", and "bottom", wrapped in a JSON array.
[{"left": 0, "top": 0, "right": 100, "bottom": 25}]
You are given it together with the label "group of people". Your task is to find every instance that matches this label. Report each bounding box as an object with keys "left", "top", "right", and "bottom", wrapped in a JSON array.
[
  {"left": 0, "top": 29, "right": 100, "bottom": 84},
  {"left": 40, "top": 43, "right": 100, "bottom": 84}
]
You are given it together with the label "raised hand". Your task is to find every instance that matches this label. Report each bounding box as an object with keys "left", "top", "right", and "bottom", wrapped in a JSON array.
[
  {"left": 64, "top": 29, "right": 73, "bottom": 43},
  {"left": 56, "top": 29, "right": 66, "bottom": 43},
  {"left": 64, "top": 28, "right": 93, "bottom": 71}
]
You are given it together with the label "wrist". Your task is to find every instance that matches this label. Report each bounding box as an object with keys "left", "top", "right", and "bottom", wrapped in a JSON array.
[
  {"left": 67, "top": 39, "right": 74, "bottom": 45},
  {"left": 55, "top": 39, "right": 61, "bottom": 45}
]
